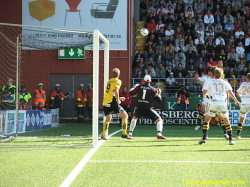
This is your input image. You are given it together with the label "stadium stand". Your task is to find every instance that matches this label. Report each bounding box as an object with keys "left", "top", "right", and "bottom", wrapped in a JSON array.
[{"left": 133, "top": 0, "right": 250, "bottom": 96}]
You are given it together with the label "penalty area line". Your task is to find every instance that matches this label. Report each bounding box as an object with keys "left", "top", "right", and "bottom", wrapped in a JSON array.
[
  {"left": 89, "top": 160, "right": 250, "bottom": 164},
  {"left": 59, "top": 129, "right": 122, "bottom": 187}
]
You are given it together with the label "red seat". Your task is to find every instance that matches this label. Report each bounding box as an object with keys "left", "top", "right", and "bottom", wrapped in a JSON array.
[{"left": 64, "top": 0, "right": 82, "bottom": 26}]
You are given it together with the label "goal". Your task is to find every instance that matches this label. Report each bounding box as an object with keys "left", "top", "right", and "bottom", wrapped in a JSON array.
[{"left": 0, "top": 23, "right": 109, "bottom": 148}]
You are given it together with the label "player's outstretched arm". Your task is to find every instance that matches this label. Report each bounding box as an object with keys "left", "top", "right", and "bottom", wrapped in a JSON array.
[
  {"left": 129, "top": 84, "right": 140, "bottom": 96},
  {"left": 228, "top": 90, "right": 241, "bottom": 107},
  {"left": 236, "top": 91, "right": 241, "bottom": 98},
  {"left": 154, "top": 88, "right": 162, "bottom": 103}
]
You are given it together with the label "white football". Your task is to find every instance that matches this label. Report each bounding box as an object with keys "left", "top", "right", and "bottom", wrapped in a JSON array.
[{"left": 140, "top": 28, "right": 149, "bottom": 36}]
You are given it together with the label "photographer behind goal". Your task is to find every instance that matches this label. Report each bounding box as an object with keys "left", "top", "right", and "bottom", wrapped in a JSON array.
[{"left": 177, "top": 86, "right": 190, "bottom": 110}]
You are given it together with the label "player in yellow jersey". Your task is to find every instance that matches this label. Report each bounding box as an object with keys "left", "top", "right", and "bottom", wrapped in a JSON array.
[
  {"left": 102, "top": 68, "right": 128, "bottom": 140},
  {"left": 217, "top": 60, "right": 225, "bottom": 79}
]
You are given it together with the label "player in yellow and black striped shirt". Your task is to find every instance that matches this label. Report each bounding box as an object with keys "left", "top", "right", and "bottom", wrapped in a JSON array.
[{"left": 102, "top": 68, "right": 128, "bottom": 140}]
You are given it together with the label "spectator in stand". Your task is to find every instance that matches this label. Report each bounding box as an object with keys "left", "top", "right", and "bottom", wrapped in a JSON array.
[
  {"left": 196, "top": 56, "right": 206, "bottom": 69},
  {"left": 240, "top": 67, "right": 250, "bottom": 77},
  {"left": 146, "top": 57, "right": 155, "bottom": 68},
  {"left": 236, "top": 42, "right": 245, "bottom": 58},
  {"left": 225, "top": 53, "right": 238, "bottom": 78},
  {"left": 166, "top": 35, "right": 175, "bottom": 46},
  {"left": 194, "top": 33, "right": 205, "bottom": 45},
  {"left": 194, "top": 0, "right": 205, "bottom": 11},
  {"left": 206, "top": 41, "right": 215, "bottom": 56},
  {"left": 185, "top": 6, "right": 194, "bottom": 18},
  {"left": 147, "top": 19, "right": 157, "bottom": 32},
  {"left": 140, "top": 0, "right": 150, "bottom": 21},
  {"left": 238, "top": 58, "right": 246, "bottom": 72},
  {"left": 227, "top": 49, "right": 239, "bottom": 62},
  {"left": 239, "top": 75, "right": 246, "bottom": 86},
  {"left": 232, "top": 0, "right": 242, "bottom": 8},
  {"left": 157, "top": 4, "right": 167, "bottom": 16},
  {"left": 134, "top": 70, "right": 144, "bottom": 84},
  {"left": 147, "top": 4, "right": 156, "bottom": 16},
  {"left": 186, "top": 59, "right": 196, "bottom": 71},
  {"left": 175, "top": 50, "right": 186, "bottom": 66},
  {"left": 225, "top": 41, "right": 234, "bottom": 55},
  {"left": 194, "top": 5, "right": 204, "bottom": 19},
  {"left": 137, "top": 58, "right": 146, "bottom": 72},
  {"left": 154, "top": 50, "right": 166, "bottom": 68},
  {"left": 157, "top": 27, "right": 166, "bottom": 39},
  {"left": 166, "top": 58, "right": 177, "bottom": 70},
  {"left": 205, "top": 35, "right": 216, "bottom": 46},
  {"left": 19, "top": 85, "right": 32, "bottom": 110},
  {"left": 206, "top": 57, "right": 217, "bottom": 68},
  {"left": 166, "top": 5, "right": 174, "bottom": 15},
  {"left": 175, "top": 41, "right": 186, "bottom": 53},
  {"left": 197, "top": 26, "right": 205, "bottom": 40},
  {"left": 215, "top": 40, "right": 226, "bottom": 54},
  {"left": 215, "top": 22, "right": 223, "bottom": 33},
  {"left": 177, "top": 12, "right": 186, "bottom": 26},
  {"left": 145, "top": 48, "right": 156, "bottom": 62},
  {"left": 144, "top": 65, "right": 156, "bottom": 77},
  {"left": 236, "top": 34, "right": 245, "bottom": 47},
  {"left": 165, "top": 47, "right": 175, "bottom": 59},
  {"left": 155, "top": 40, "right": 166, "bottom": 53},
  {"left": 185, "top": 46, "right": 197, "bottom": 63},
  {"left": 146, "top": 12, "right": 155, "bottom": 24},
  {"left": 155, "top": 63, "right": 166, "bottom": 81},
  {"left": 244, "top": 20, "right": 250, "bottom": 32},
  {"left": 156, "top": 19, "right": 165, "bottom": 31},
  {"left": 215, "top": 35, "right": 225, "bottom": 46},
  {"left": 175, "top": 72, "right": 185, "bottom": 88},
  {"left": 166, "top": 72, "right": 175, "bottom": 95},
  {"left": 208, "top": 50, "right": 218, "bottom": 62},
  {"left": 155, "top": 11, "right": 166, "bottom": 25},
  {"left": 224, "top": 12, "right": 235, "bottom": 25},
  {"left": 186, "top": 40, "right": 197, "bottom": 53},
  {"left": 229, "top": 75, "right": 239, "bottom": 91},
  {"left": 175, "top": 33, "right": 185, "bottom": 46},
  {"left": 133, "top": 49, "right": 145, "bottom": 69},
  {"left": 225, "top": 20, "right": 235, "bottom": 36},
  {"left": 175, "top": 63, "right": 186, "bottom": 77},
  {"left": 166, "top": 64, "right": 175, "bottom": 77},
  {"left": 234, "top": 20, "right": 243, "bottom": 32},
  {"left": 218, "top": 49, "right": 227, "bottom": 64},
  {"left": 235, "top": 26, "right": 245, "bottom": 38},
  {"left": 196, "top": 63, "right": 206, "bottom": 76},
  {"left": 204, "top": 11, "right": 214, "bottom": 27},
  {"left": 174, "top": 26, "right": 184, "bottom": 38},
  {"left": 33, "top": 83, "right": 46, "bottom": 110},
  {"left": 50, "top": 84, "right": 65, "bottom": 110},
  {"left": 185, "top": 20, "right": 195, "bottom": 35},
  {"left": 245, "top": 35, "right": 250, "bottom": 53},
  {"left": 199, "top": 50, "right": 209, "bottom": 63},
  {"left": 165, "top": 25, "right": 174, "bottom": 40},
  {"left": 86, "top": 83, "right": 93, "bottom": 121}
]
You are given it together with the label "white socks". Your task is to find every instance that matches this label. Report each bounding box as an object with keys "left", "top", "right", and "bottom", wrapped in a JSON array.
[
  {"left": 129, "top": 118, "right": 137, "bottom": 134},
  {"left": 157, "top": 120, "right": 163, "bottom": 135}
]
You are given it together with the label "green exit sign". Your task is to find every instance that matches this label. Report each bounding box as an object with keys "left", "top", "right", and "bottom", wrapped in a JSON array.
[{"left": 58, "top": 47, "right": 85, "bottom": 59}]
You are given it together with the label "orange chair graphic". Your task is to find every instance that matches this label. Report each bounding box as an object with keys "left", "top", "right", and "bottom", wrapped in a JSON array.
[
  {"left": 64, "top": 0, "right": 82, "bottom": 26},
  {"left": 29, "top": 0, "right": 56, "bottom": 25}
]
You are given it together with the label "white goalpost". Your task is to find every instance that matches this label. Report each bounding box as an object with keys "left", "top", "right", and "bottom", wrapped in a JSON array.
[
  {"left": 0, "top": 23, "right": 109, "bottom": 148},
  {"left": 92, "top": 30, "right": 109, "bottom": 148}
]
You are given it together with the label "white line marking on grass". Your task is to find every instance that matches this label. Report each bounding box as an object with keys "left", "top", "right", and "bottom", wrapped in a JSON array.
[
  {"left": 59, "top": 129, "right": 122, "bottom": 187},
  {"left": 89, "top": 160, "right": 250, "bottom": 164}
]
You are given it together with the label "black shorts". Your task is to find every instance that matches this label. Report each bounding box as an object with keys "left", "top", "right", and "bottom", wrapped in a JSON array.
[
  {"left": 133, "top": 107, "right": 160, "bottom": 121},
  {"left": 120, "top": 105, "right": 131, "bottom": 113},
  {"left": 103, "top": 102, "right": 125, "bottom": 116}
]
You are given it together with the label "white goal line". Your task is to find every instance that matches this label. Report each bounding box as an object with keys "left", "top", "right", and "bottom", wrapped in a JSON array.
[{"left": 88, "top": 160, "right": 250, "bottom": 164}]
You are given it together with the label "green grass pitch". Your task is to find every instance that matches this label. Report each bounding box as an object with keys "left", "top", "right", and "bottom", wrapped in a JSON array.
[{"left": 0, "top": 124, "right": 249, "bottom": 187}]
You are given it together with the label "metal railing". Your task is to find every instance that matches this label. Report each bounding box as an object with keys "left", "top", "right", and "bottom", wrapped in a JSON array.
[{"left": 131, "top": 78, "right": 243, "bottom": 97}]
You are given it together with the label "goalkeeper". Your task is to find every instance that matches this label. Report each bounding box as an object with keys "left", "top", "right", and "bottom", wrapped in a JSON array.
[{"left": 127, "top": 75, "right": 166, "bottom": 139}]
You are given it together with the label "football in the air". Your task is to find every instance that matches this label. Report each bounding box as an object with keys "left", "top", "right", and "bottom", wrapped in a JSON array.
[{"left": 140, "top": 28, "right": 148, "bottom": 36}]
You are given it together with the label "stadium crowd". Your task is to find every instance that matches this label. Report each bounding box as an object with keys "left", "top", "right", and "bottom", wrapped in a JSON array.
[{"left": 133, "top": 0, "right": 250, "bottom": 92}]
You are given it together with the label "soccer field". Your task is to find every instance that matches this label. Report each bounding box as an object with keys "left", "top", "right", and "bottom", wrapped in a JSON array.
[{"left": 1, "top": 125, "right": 249, "bottom": 187}]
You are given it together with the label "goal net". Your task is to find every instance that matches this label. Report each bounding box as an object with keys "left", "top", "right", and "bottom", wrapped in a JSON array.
[{"left": 0, "top": 23, "right": 109, "bottom": 148}]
